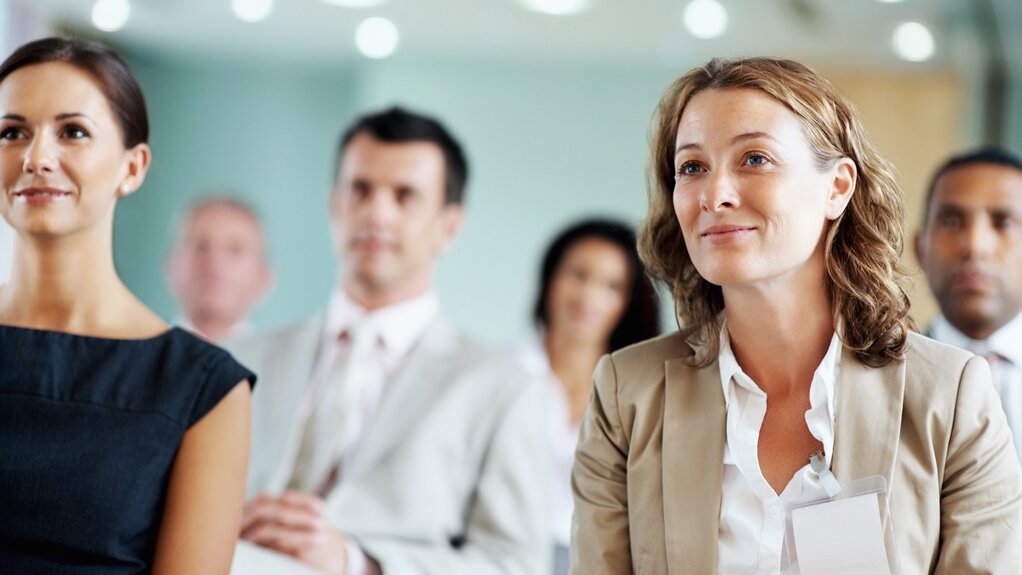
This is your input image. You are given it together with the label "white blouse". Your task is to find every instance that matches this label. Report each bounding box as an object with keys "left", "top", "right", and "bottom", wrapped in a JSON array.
[
  {"left": 716, "top": 326, "right": 842, "bottom": 574},
  {"left": 514, "top": 335, "right": 579, "bottom": 548}
]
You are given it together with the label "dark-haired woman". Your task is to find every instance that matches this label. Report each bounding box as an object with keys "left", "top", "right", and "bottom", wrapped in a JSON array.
[
  {"left": 515, "top": 218, "right": 659, "bottom": 575},
  {"left": 0, "top": 38, "right": 253, "bottom": 573}
]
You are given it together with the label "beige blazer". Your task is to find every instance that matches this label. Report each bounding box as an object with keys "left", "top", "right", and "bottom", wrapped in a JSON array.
[
  {"left": 570, "top": 331, "right": 1022, "bottom": 574},
  {"left": 228, "top": 314, "right": 549, "bottom": 575}
]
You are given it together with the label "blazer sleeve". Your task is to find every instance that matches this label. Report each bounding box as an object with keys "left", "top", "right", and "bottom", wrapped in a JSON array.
[
  {"left": 936, "top": 355, "right": 1022, "bottom": 573},
  {"left": 358, "top": 373, "right": 550, "bottom": 575},
  {"left": 570, "top": 354, "right": 633, "bottom": 575}
]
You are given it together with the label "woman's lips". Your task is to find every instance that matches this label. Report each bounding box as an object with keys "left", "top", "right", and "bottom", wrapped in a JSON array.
[
  {"left": 700, "top": 224, "right": 755, "bottom": 243},
  {"left": 13, "top": 187, "right": 73, "bottom": 205}
]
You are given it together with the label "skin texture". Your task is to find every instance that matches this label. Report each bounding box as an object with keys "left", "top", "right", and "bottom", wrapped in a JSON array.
[
  {"left": 0, "top": 61, "right": 251, "bottom": 574},
  {"left": 915, "top": 163, "right": 1022, "bottom": 340},
  {"left": 672, "top": 88, "right": 855, "bottom": 494},
  {"left": 166, "top": 201, "right": 272, "bottom": 342},
  {"left": 239, "top": 132, "right": 463, "bottom": 574},
  {"left": 544, "top": 237, "right": 630, "bottom": 423}
]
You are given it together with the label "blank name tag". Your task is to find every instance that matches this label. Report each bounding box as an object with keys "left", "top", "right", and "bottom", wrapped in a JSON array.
[{"left": 791, "top": 492, "right": 891, "bottom": 575}]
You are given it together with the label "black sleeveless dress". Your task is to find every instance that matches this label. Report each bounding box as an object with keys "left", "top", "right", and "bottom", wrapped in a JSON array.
[{"left": 0, "top": 325, "right": 256, "bottom": 574}]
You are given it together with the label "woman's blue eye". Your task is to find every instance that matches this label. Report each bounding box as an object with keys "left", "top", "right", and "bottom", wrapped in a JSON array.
[
  {"left": 746, "top": 154, "right": 768, "bottom": 166},
  {"left": 678, "top": 162, "right": 702, "bottom": 175}
]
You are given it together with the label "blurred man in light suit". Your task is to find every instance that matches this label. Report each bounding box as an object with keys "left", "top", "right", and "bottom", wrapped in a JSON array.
[
  {"left": 916, "top": 148, "right": 1022, "bottom": 461},
  {"left": 229, "top": 107, "right": 547, "bottom": 575}
]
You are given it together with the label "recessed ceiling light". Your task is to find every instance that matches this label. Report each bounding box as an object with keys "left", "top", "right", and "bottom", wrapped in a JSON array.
[
  {"left": 91, "top": 0, "right": 130, "bottom": 32},
  {"left": 355, "top": 17, "right": 399, "bottom": 59},
  {"left": 892, "top": 21, "right": 935, "bottom": 62},
  {"left": 321, "top": 0, "right": 389, "bottom": 7},
  {"left": 518, "top": 0, "right": 592, "bottom": 16},
  {"left": 683, "top": 0, "right": 728, "bottom": 40},
  {"left": 233, "top": 0, "right": 273, "bottom": 22}
]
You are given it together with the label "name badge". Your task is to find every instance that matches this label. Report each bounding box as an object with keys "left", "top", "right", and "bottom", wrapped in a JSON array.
[{"left": 784, "top": 475, "right": 898, "bottom": 575}]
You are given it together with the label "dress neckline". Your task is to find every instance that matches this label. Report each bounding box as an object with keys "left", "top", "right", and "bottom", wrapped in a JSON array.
[{"left": 0, "top": 323, "right": 180, "bottom": 343}]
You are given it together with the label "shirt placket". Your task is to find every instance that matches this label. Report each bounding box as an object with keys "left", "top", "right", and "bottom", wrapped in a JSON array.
[{"left": 733, "top": 376, "right": 785, "bottom": 574}]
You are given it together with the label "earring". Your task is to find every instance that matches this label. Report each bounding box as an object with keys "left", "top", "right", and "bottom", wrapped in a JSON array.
[{"left": 121, "top": 184, "right": 131, "bottom": 193}]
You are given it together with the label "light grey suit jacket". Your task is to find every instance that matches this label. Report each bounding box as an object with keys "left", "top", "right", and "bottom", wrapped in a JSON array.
[
  {"left": 571, "top": 331, "right": 1022, "bottom": 574},
  {"left": 228, "top": 314, "right": 549, "bottom": 575}
]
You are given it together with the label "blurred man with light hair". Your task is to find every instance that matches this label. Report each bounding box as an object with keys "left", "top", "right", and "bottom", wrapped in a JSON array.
[
  {"left": 916, "top": 147, "right": 1022, "bottom": 461},
  {"left": 166, "top": 196, "right": 273, "bottom": 342}
]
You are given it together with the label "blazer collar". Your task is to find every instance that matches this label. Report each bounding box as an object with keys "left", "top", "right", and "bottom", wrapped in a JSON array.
[
  {"left": 662, "top": 357, "right": 726, "bottom": 573},
  {"left": 831, "top": 346, "right": 904, "bottom": 523},
  {"left": 341, "top": 316, "right": 462, "bottom": 479},
  {"left": 660, "top": 343, "right": 905, "bottom": 573}
]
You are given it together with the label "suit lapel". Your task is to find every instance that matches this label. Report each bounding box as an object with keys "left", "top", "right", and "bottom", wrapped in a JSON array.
[
  {"left": 342, "top": 317, "right": 460, "bottom": 479},
  {"left": 662, "top": 358, "right": 726, "bottom": 573},
  {"left": 831, "top": 348, "right": 904, "bottom": 528},
  {"left": 267, "top": 315, "right": 329, "bottom": 492}
]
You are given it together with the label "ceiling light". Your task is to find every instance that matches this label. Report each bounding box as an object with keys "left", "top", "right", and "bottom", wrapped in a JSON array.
[
  {"left": 892, "top": 22, "right": 935, "bottom": 62},
  {"left": 321, "top": 0, "right": 389, "bottom": 7},
  {"left": 683, "top": 0, "right": 728, "bottom": 39},
  {"left": 355, "top": 17, "right": 399, "bottom": 59},
  {"left": 518, "top": 0, "right": 592, "bottom": 16},
  {"left": 232, "top": 0, "right": 273, "bottom": 22},
  {"left": 91, "top": 0, "right": 130, "bottom": 32}
]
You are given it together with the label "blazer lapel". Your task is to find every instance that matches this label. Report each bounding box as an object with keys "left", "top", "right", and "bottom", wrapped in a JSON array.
[
  {"left": 342, "top": 317, "right": 460, "bottom": 480},
  {"left": 267, "top": 315, "right": 329, "bottom": 492},
  {"left": 662, "top": 358, "right": 726, "bottom": 573},
  {"left": 831, "top": 348, "right": 905, "bottom": 528}
]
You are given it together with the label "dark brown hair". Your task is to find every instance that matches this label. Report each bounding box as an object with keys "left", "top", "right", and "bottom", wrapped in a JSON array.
[
  {"left": 534, "top": 218, "right": 661, "bottom": 352},
  {"left": 336, "top": 106, "right": 468, "bottom": 205},
  {"left": 0, "top": 36, "right": 149, "bottom": 148}
]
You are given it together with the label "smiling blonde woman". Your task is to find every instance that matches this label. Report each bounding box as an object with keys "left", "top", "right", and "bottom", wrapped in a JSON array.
[{"left": 570, "top": 57, "right": 1022, "bottom": 574}]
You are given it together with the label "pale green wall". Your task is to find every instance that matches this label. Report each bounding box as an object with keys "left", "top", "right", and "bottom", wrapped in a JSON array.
[
  {"left": 115, "top": 51, "right": 357, "bottom": 329},
  {"left": 115, "top": 52, "right": 678, "bottom": 344}
]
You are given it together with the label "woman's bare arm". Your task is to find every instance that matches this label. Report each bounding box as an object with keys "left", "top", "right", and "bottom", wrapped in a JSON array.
[{"left": 152, "top": 380, "right": 252, "bottom": 575}]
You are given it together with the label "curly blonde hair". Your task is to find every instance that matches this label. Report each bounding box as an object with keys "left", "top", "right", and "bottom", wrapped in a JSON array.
[{"left": 639, "top": 57, "right": 913, "bottom": 368}]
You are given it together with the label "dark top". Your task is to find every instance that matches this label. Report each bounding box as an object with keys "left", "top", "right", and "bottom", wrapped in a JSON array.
[{"left": 0, "top": 325, "right": 256, "bottom": 574}]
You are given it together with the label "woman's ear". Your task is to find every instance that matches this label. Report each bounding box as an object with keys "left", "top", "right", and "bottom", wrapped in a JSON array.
[
  {"left": 117, "top": 143, "right": 152, "bottom": 197},
  {"left": 825, "top": 157, "right": 856, "bottom": 220}
]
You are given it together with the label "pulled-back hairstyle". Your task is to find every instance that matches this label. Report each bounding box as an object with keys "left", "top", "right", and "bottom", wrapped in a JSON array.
[
  {"left": 0, "top": 36, "right": 148, "bottom": 148},
  {"left": 639, "top": 57, "right": 912, "bottom": 368}
]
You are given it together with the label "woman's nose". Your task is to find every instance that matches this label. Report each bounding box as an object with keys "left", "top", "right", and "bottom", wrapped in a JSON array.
[
  {"left": 699, "top": 169, "right": 739, "bottom": 212},
  {"left": 23, "top": 135, "right": 58, "bottom": 175}
]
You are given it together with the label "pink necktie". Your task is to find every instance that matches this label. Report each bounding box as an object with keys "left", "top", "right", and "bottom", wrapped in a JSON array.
[
  {"left": 290, "top": 321, "right": 379, "bottom": 495},
  {"left": 984, "top": 352, "right": 1003, "bottom": 382}
]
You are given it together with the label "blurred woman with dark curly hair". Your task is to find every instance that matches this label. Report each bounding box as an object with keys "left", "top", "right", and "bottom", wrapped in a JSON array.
[{"left": 570, "top": 57, "right": 1022, "bottom": 574}]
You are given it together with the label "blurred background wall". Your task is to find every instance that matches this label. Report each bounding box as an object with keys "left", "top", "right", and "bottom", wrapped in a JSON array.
[{"left": 1, "top": 0, "right": 1020, "bottom": 344}]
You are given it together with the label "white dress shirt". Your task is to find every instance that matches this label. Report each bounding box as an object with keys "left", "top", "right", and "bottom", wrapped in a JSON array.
[
  {"left": 716, "top": 326, "right": 842, "bottom": 574},
  {"left": 514, "top": 335, "right": 579, "bottom": 550},
  {"left": 291, "top": 289, "right": 440, "bottom": 575},
  {"left": 930, "top": 313, "right": 1022, "bottom": 462}
]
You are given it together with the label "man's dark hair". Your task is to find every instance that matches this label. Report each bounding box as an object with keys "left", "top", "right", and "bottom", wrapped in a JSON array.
[
  {"left": 921, "top": 147, "right": 1022, "bottom": 228},
  {"left": 335, "top": 106, "right": 468, "bottom": 205},
  {"left": 533, "top": 218, "right": 661, "bottom": 353}
]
